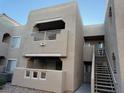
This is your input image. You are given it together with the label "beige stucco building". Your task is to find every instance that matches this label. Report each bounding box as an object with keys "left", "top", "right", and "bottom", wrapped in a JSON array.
[{"left": 0, "top": 0, "right": 124, "bottom": 93}]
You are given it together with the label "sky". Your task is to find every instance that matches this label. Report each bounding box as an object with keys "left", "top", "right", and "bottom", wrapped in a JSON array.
[{"left": 0, "top": 0, "right": 106, "bottom": 25}]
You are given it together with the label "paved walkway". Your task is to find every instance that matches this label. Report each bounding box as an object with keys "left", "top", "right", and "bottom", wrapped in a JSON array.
[
  {"left": 0, "top": 83, "right": 91, "bottom": 93},
  {"left": 75, "top": 83, "right": 91, "bottom": 93},
  {"left": 0, "top": 83, "right": 53, "bottom": 93}
]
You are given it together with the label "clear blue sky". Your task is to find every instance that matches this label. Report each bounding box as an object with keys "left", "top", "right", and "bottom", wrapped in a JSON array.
[{"left": 0, "top": 0, "right": 106, "bottom": 25}]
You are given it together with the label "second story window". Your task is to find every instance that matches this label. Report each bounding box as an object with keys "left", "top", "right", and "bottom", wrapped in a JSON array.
[
  {"left": 34, "top": 30, "right": 61, "bottom": 41},
  {"left": 11, "top": 36, "right": 21, "bottom": 48},
  {"left": 33, "top": 19, "right": 65, "bottom": 41}
]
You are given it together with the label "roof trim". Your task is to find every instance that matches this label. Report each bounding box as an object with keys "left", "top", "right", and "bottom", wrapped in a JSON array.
[{"left": 0, "top": 13, "right": 21, "bottom": 26}]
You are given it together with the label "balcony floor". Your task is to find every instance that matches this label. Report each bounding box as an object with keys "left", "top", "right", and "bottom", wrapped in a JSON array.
[{"left": 75, "top": 83, "right": 91, "bottom": 93}]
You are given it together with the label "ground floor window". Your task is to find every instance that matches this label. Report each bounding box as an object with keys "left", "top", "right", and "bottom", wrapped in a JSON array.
[
  {"left": 6, "top": 59, "right": 17, "bottom": 73},
  {"left": 40, "top": 72, "right": 46, "bottom": 79}
]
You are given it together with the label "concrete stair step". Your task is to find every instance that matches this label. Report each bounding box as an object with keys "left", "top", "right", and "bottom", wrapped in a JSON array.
[
  {"left": 95, "top": 84, "right": 115, "bottom": 89},
  {"left": 95, "top": 75, "right": 112, "bottom": 79},
  {"left": 95, "top": 70, "right": 110, "bottom": 72},
  {"left": 95, "top": 78, "right": 113, "bottom": 82},
  {"left": 95, "top": 72, "right": 110, "bottom": 74},
  {"left": 95, "top": 69, "right": 109, "bottom": 71},
  {"left": 96, "top": 66, "right": 108, "bottom": 68},
  {"left": 94, "top": 56, "right": 116, "bottom": 93},
  {"left": 96, "top": 67, "right": 109, "bottom": 69},
  {"left": 95, "top": 88, "right": 116, "bottom": 93},
  {"left": 95, "top": 81, "right": 114, "bottom": 86},
  {"left": 95, "top": 73, "right": 111, "bottom": 76},
  {"left": 96, "top": 70, "right": 110, "bottom": 73}
]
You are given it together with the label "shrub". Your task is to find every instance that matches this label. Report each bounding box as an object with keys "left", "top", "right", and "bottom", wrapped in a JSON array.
[{"left": 0, "top": 78, "right": 5, "bottom": 89}]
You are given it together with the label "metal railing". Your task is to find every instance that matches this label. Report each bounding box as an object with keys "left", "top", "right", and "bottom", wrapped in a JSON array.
[
  {"left": 95, "top": 48, "right": 105, "bottom": 57},
  {"left": 105, "top": 51, "right": 117, "bottom": 92},
  {"left": 91, "top": 45, "right": 95, "bottom": 93}
]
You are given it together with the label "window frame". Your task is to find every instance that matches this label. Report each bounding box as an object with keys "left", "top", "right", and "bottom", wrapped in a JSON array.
[
  {"left": 6, "top": 59, "right": 17, "bottom": 73},
  {"left": 31, "top": 71, "right": 39, "bottom": 79},
  {"left": 39, "top": 71, "right": 47, "bottom": 80},
  {"left": 10, "top": 36, "right": 21, "bottom": 48},
  {"left": 24, "top": 70, "right": 31, "bottom": 79}
]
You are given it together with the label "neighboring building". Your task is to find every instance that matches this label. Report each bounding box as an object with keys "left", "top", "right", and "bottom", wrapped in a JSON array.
[
  {"left": 0, "top": 13, "right": 20, "bottom": 74},
  {"left": 0, "top": 0, "right": 124, "bottom": 93}
]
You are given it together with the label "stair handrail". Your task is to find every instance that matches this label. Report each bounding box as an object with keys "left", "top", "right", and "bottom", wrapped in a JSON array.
[
  {"left": 105, "top": 50, "right": 117, "bottom": 91},
  {"left": 91, "top": 45, "right": 95, "bottom": 93}
]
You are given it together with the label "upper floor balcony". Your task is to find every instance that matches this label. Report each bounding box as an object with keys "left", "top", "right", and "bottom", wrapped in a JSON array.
[{"left": 23, "top": 20, "right": 68, "bottom": 57}]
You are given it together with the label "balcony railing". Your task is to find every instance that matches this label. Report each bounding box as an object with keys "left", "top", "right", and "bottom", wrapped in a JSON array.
[
  {"left": 105, "top": 51, "right": 117, "bottom": 93},
  {"left": 12, "top": 67, "right": 65, "bottom": 93},
  {"left": 95, "top": 48, "right": 105, "bottom": 57},
  {"left": 91, "top": 46, "right": 95, "bottom": 93}
]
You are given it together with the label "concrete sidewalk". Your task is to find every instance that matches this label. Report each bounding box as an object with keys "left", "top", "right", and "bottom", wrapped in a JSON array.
[{"left": 75, "top": 83, "right": 91, "bottom": 93}]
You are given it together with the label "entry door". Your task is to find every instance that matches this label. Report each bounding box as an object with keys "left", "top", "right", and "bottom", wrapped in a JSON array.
[
  {"left": 6, "top": 60, "right": 17, "bottom": 73},
  {"left": 84, "top": 62, "right": 91, "bottom": 83}
]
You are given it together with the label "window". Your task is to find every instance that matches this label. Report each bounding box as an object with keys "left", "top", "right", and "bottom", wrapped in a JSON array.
[
  {"left": 33, "top": 71, "right": 38, "bottom": 78},
  {"left": 33, "top": 30, "right": 61, "bottom": 41},
  {"left": 2, "top": 33, "right": 11, "bottom": 44},
  {"left": 11, "top": 36, "right": 21, "bottom": 48},
  {"left": 40, "top": 72, "right": 46, "bottom": 79},
  {"left": 34, "top": 31, "right": 45, "bottom": 41},
  {"left": 46, "top": 30, "right": 60, "bottom": 40},
  {"left": 25, "top": 70, "right": 30, "bottom": 78},
  {"left": 6, "top": 59, "right": 17, "bottom": 73}
]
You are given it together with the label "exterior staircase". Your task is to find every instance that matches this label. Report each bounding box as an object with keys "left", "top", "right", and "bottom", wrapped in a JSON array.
[{"left": 94, "top": 56, "right": 116, "bottom": 93}]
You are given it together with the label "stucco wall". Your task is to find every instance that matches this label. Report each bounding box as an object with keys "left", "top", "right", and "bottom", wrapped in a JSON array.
[
  {"left": 104, "top": 0, "right": 122, "bottom": 92},
  {"left": 7, "top": 26, "right": 24, "bottom": 67},
  {"left": 113, "top": 0, "right": 124, "bottom": 92},
  {"left": 12, "top": 2, "right": 84, "bottom": 93},
  {"left": 0, "top": 22, "right": 13, "bottom": 57},
  {"left": 74, "top": 7, "right": 84, "bottom": 90},
  {"left": 12, "top": 68, "right": 65, "bottom": 93},
  {"left": 0, "top": 20, "right": 14, "bottom": 69},
  {"left": 84, "top": 24, "right": 104, "bottom": 37},
  {"left": 83, "top": 46, "right": 93, "bottom": 62}
]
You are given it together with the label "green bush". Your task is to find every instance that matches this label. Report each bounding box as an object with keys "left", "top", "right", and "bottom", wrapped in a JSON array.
[{"left": 0, "top": 78, "right": 5, "bottom": 89}]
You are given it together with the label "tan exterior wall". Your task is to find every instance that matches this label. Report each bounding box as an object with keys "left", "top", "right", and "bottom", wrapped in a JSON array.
[
  {"left": 0, "top": 22, "right": 13, "bottom": 57},
  {"left": 84, "top": 24, "right": 104, "bottom": 37},
  {"left": 12, "top": 2, "right": 84, "bottom": 93},
  {"left": 7, "top": 26, "right": 24, "bottom": 67},
  {"left": 113, "top": 0, "right": 124, "bottom": 92},
  {"left": 74, "top": 7, "right": 84, "bottom": 90},
  {"left": 12, "top": 68, "right": 65, "bottom": 93},
  {"left": 2, "top": 0, "right": 124, "bottom": 93},
  {"left": 0, "top": 18, "right": 15, "bottom": 72},
  {"left": 83, "top": 46, "right": 93, "bottom": 62},
  {"left": 104, "top": 0, "right": 123, "bottom": 92}
]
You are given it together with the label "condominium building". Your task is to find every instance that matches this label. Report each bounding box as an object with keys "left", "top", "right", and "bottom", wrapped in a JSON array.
[{"left": 0, "top": 0, "right": 124, "bottom": 93}]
